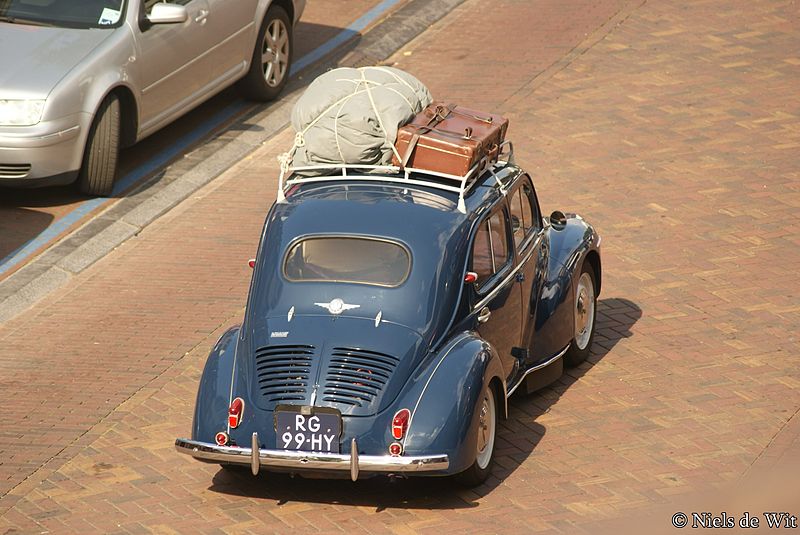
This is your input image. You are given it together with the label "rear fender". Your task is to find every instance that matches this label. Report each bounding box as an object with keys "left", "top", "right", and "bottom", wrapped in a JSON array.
[
  {"left": 400, "top": 333, "right": 506, "bottom": 474},
  {"left": 191, "top": 326, "right": 241, "bottom": 442}
]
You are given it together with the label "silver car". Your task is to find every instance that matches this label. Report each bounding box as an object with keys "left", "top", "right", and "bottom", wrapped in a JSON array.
[{"left": 0, "top": 0, "right": 304, "bottom": 195}]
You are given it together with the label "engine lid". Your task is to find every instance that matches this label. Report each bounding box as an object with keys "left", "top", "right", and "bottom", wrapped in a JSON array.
[{"left": 249, "top": 315, "right": 425, "bottom": 417}]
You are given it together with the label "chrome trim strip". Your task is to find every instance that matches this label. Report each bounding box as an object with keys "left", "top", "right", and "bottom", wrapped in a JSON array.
[
  {"left": 506, "top": 344, "right": 570, "bottom": 398},
  {"left": 175, "top": 438, "right": 449, "bottom": 473},
  {"left": 0, "top": 124, "right": 80, "bottom": 144}
]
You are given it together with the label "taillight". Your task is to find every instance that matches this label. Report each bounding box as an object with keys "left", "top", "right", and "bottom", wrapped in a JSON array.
[
  {"left": 391, "top": 408, "right": 410, "bottom": 440},
  {"left": 215, "top": 431, "right": 229, "bottom": 446},
  {"left": 228, "top": 397, "right": 244, "bottom": 429},
  {"left": 248, "top": 259, "right": 256, "bottom": 268},
  {"left": 464, "top": 271, "right": 478, "bottom": 284},
  {"left": 389, "top": 442, "right": 403, "bottom": 456}
]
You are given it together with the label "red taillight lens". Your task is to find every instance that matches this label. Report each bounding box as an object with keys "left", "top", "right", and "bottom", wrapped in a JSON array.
[
  {"left": 228, "top": 397, "right": 244, "bottom": 429},
  {"left": 248, "top": 259, "right": 256, "bottom": 268},
  {"left": 389, "top": 442, "right": 403, "bottom": 456},
  {"left": 464, "top": 271, "right": 478, "bottom": 284},
  {"left": 215, "top": 431, "right": 229, "bottom": 446},
  {"left": 391, "top": 408, "right": 410, "bottom": 440}
]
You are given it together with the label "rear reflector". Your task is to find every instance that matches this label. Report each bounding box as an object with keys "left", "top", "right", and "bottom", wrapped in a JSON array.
[
  {"left": 389, "top": 442, "right": 403, "bottom": 456},
  {"left": 391, "top": 408, "right": 410, "bottom": 440},
  {"left": 215, "top": 431, "right": 229, "bottom": 446},
  {"left": 228, "top": 397, "right": 245, "bottom": 429},
  {"left": 248, "top": 259, "right": 256, "bottom": 268},
  {"left": 464, "top": 271, "right": 478, "bottom": 284}
]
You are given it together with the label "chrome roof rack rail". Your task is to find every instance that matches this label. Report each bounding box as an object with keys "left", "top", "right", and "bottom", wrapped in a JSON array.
[{"left": 276, "top": 140, "right": 515, "bottom": 214}]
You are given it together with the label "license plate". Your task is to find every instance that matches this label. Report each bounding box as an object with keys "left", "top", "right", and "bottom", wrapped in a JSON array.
[{"left": 274, "top": 406, "right": 341, "bottom": 453}]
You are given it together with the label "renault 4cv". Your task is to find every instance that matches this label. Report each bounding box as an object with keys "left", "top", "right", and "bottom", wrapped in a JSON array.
[{"left": 175, "top": 145, "right": 601, "bottom": 486}]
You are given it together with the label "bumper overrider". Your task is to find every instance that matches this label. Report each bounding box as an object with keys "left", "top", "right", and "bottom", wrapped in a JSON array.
[{"left": 175, "top": 433, "right": 449, "bottom": 481}]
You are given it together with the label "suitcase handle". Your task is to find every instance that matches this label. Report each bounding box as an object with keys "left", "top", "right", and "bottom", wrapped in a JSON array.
[{"left": 426, "top": 103, "right": 494, "bottom": 124}]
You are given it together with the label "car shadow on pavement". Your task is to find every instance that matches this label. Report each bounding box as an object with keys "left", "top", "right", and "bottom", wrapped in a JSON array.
[
  {"left": 0, "top": 206, "right": 55, "bottom": 265},
  {"left": 207, "top": 297, "right": 642, "bottom": 510}
]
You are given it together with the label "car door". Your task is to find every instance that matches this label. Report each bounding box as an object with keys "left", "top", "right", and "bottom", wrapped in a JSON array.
[
  {"left": 135, "top": 0, "right": 215, "bottom": 133},
  {"left": 470, "top": 204, "right": 522, "bottom": 383},
  {"left": 509, "top": 175, "right": 550, "bottom": 366},
  {"left": 203, "top": 0, "right": 254, "bottom": 83}
]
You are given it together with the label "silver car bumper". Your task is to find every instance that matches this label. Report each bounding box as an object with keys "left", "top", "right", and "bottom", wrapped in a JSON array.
[
  {"left": 175, "top": 433, "right": 449, "bottom": 481},
  {"left": 0, "top": 113, "right": 89, "bottom": 184}
]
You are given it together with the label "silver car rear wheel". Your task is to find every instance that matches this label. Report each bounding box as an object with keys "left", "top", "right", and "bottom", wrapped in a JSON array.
[
  {"left": 262, "top": 18, "right": 289, "bottom": 88},
  {"left": 240, "top": 5, "right": 292, "bottom": 101}
]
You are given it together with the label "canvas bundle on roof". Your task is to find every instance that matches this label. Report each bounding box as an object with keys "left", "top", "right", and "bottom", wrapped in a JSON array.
[
  {"left": 277, "top": 66, "right": 513, "bottom": 213},
  {"left": 279, "top": 66, "right": 432, "bottom": 171}
]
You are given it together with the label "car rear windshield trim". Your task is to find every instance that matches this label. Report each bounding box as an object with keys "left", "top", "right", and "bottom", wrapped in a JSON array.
[{"left": 283, "top": 236, "right": 411, "bottom": 288}]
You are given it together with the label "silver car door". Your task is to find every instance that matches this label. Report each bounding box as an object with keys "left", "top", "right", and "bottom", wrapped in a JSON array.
[
  {"left": 202, "top": 0, "right": 254, "bottom": 84},
  {"left": 134, "top": 0, "right": 214, "bottom": 134}
]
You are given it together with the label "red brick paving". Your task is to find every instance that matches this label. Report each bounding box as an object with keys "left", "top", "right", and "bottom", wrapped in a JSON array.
[{"left": 2, "top": 0, "right": 800, "bottom": 533}]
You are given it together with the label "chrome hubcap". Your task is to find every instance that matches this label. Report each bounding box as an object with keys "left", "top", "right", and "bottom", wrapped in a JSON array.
[
  {"left": 262, "top": 19, "right": 289, "bottom": 87},
  {"left": 574, "top": 272, "right": 595, "bottom": 350},
  {"left": 475, "top": 391, "right": 496, "bottom": 470}
]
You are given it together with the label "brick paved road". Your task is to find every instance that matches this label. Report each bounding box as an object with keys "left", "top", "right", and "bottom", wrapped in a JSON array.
[{"left": 2, "top": 0, "right": 799, "bottom": 533}]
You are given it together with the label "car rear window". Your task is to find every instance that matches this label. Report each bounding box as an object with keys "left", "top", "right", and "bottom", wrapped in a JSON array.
[{"left": 284, "top": 237, "right": 410, "bottom": 287}]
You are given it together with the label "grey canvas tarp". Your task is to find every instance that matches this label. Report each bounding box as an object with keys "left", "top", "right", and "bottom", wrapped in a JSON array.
[{"left": 284, "top": 66, "right": 432, "bottom": 168}]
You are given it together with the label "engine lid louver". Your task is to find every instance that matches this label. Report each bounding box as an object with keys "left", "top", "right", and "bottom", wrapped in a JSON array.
[
  {"left": 254, "top": 345, "right": 314, "bottom": 404},
  {"left": 322, "top": 347, "right": 399, "bottom": 408}
]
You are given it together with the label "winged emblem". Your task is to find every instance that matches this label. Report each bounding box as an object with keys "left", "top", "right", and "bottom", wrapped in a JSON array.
[{"left": 314, "top": 298, "right": 360, "bottom": 315}]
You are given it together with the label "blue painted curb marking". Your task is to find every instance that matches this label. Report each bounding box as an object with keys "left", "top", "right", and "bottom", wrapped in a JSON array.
[{"left": 0, "top": 0, "right": 402, "bottom": 277}]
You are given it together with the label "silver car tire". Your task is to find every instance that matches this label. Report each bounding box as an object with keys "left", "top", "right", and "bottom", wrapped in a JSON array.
[
  {"left": 240, "top": 5, "right": 292, "bottom": 101},
  {"left": 455, "top": 383, "right": 497, "bottom": 487},
  {"left": 78, "top": 95, "right": 120, "bottom": 196},
  {"left": 563, "top": 261, "right": 597, "bottom": 367}
]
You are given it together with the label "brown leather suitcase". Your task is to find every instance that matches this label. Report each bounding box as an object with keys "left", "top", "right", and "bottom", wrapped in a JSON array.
[{"left": 393, "top": 102, "right": 509, "bottom": 177}]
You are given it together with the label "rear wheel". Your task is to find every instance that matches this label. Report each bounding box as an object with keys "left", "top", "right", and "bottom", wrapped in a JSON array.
[
  {"left": 240, "top": 5, "right": 292, "bottom": 101},
  {"left": 77, "top": 95, "right": 120, "bottom": 196},
  {"left": 563, "top": 262, "right": 597, "bottom": 367},
  {"left": 456, "top": 384, "right": 497, "bottom": 487}
]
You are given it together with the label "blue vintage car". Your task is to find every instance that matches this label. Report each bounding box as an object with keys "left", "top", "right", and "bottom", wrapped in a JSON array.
[{"left": 176, "top": 148, "right": 601, "bottom": 486}]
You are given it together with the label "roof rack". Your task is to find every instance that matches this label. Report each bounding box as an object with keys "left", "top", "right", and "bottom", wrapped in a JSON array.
[{"left": 277, "top": 141, "right": 514, "bottom": 213}]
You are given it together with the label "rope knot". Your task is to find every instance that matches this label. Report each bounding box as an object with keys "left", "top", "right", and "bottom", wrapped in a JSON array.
[
  {"left": 277, "top": 152, "right": 292, "bottom": 173},
  {"left": 294, "top": 132, "right": 306, "bottom": 147}
]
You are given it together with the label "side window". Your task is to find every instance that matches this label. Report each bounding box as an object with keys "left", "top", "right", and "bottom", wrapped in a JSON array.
[
  {"left": 522, "top": 178, "right": 542, "bottom": 230},
  {"left": 509, "top": 188, "right": 528, "bottom": 248},
  {"left": 472, "top": 221, "right": 493, "bottom": 282},
  {"left": 471, "top": 209, "right": 511, "bottom": 288},
  {"left": 489, "top": 211, "right": 509, "bottom": 269},
  {"left": 510, "top": 179, "right": 542, "bottom": 251}
]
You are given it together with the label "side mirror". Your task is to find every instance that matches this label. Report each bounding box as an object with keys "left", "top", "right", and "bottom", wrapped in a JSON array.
[
  {"left": 549, "top": 210, "right": 567, "bottom": 230},
  {"left": 147, "top": 3, "right": 188, "bottom": 25}
]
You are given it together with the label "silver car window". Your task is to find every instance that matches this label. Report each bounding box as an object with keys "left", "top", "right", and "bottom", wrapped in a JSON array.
[{"left": 0, "top": 0, "right": 126, "bottom": 29}]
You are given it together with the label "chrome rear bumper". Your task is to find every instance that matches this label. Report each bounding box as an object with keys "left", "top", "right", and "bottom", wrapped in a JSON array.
[{"left": 175, "top": 434, "right": 449, "bottom": 481}]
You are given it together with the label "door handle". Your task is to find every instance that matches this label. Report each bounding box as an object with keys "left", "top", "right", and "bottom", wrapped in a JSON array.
[
  {"left": 194, "top": 9, "right": 208, "bottom": 23},
  {"left": 477, "top": 307, "right": 491, "bottom": 324}
]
